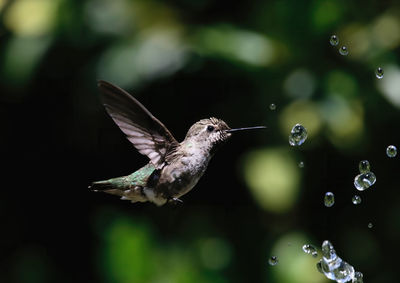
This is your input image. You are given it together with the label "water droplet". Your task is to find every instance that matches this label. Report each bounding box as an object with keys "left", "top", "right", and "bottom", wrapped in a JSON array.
[
  {"left": 386, "top": 145, "right": 397, "bottom": 158},
  {"left": 269, "top": 103, "right": 276, "bottom": 110},
  {"left": 302, "top": 244, "right": 318, "bottom": 257},
  {"left": 330, "top": 35, "right": 339, "bottom": 46},
  {"left": 319, "top": 240, "right": 356, "bottom": 283},
  {"left": 352, "top": 195, "right": 361, "bottom": 205},
  {"left": 298, "top": 161, "right": 304, "bottom": 168},
  {"left": 268, "top": 256, "right": 278, "bottom": 266},
  {"left": 288, "top": 124, "right": 308, "bottom": 146},
  {"left": 358, "top": 160, "right": 370, "bottom": 173},
  {"left": 321, "top": 240, "right": 336, "bottom": 260},
  {"left": 368, "top": 222, "right": 373, "bottom": 229},
  {"left": 339, "top": 46, "right": 348, "bottom": 56},
  {"left": 324, "top": 192, "right": 335, "bottom": 207},
  {"left": 375, "top": 67, "right": 384, "bottom": 79},
  {"left": 354, "top": 172, "right": 376, "bottom": 191},
  {"left": 353, "top": 271, "right": 364, "bottom": 283}
]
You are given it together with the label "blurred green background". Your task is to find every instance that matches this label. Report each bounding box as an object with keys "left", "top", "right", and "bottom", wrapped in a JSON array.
[{"left": 1, "top": 0, "right": 400, "bottom": 282}]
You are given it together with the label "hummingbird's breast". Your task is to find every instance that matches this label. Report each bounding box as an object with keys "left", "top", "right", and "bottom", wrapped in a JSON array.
[{"left": 155, "top": 142, "right": 212, "bottom": 200}]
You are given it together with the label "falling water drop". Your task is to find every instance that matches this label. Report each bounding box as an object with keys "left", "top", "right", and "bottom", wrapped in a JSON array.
[
  {"left": 352, "top": 195, "right": 361, "bottom": 205},
  {"left": 330, "top": 35, "right": 339, "bottom": 46},
  {"left": 368, "top": 222, "right": 373, "bottom": 229},
  {"left": 354, "top": 172, "right": 376, "bottom": 191},
  {"left": 339, "top": 46, "right": 348, "bottom": 56},
  {"left": 298, "top": 161, "right": 304, "bottom": 168},
  {"left": 375, "top": 67, "right": 384, "bottom": 79},
  {"left": 268, "top": 256, "right": 278, "bottom": 266},
  {"left": 358, "top": 160, "right": 370, "bottom": 173},
  {"left": 386, "top": 145, "right": 397, "bottom": 158},
  {"left": 269, "top": 103, "right": 276, "bottom": 110},
  {"left": 288, "top": 124, "right": 308, "bottom": 146},
  {"left": 324, "top": 192, "right": 335, "bottom": 207}
]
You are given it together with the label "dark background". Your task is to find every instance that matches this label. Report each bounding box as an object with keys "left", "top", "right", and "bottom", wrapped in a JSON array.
[{"left": 1, "top": 0, "right": 400, "bottom": 282}]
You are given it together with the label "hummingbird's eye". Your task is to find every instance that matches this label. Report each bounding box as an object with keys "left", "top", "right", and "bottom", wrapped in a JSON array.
[{"left": 207, "top": 125, "right": 215, "bottom": 132}]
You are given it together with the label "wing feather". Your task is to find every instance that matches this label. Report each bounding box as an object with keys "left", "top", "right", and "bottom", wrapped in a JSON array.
[{"left": 98, "top": 80, "right": 179, "bottom": 168}]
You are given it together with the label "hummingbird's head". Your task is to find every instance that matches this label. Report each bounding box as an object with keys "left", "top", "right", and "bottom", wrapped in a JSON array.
[
  {"left": 184, "top": 117, "right": 232, "bottom": 152},
  {"left": 184, "top": 118, "right": 266, "bottom": 154}
]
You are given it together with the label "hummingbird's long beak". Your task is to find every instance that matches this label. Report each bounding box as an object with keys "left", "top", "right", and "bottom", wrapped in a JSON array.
[{"left": 225, "top": 126, "right": 267, "bottom": 133}]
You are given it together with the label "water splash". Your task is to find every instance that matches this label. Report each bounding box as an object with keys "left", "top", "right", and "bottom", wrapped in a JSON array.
[
  {"left": 317, "top": 240, "right": 363, "bottom": 283},
  {"left": 302, "top": 244, "right": 318, "bottom": 257}
]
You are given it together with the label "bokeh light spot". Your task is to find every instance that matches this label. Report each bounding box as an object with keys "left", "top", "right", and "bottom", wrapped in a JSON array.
[
  {"left": 242, "top": 148, "right": 300, "bottom": 213},
  {"left": 325, "top": 70, "right": 358, "bottom": 98},
  {"left": 85, "top": 0, "right": 132, "bottom": 35},
  {"left": 4, "top": 0, "right": 59, "bottom": 36},
  {"left": 339, "top": 24, "right": 370, "bottom": 59},
  {"left": 0, "top": 0, "right": 6, "bottom": 12},
  {"left": 194, "top": 25, "right": 275, "bottom": 66},
  {"left": 372, "top": 13, "right": 400, "bottom": 49},
  {"left": 102, "top": 218, "right": 154, "bottom": 282},
  {"left": 1, "top": 36, "right": 52, "bottom": 90},
  {"left": 198, "top": 237, "right": 232, "bottom": 270},
  {"left": 377, "top": 64, "right": 400, "bottom": 108},
  {"left": 319, "top": 96, "right": 364, "bottom": 147},
  {"left": 97, "top": 30, "right": 188, "bottom": 88},
  {"left": 311, "top": 0, "right": 342, "bottom": 31},
  {"left": 284, "top": 69, "right": 316, "bottom": 99}
]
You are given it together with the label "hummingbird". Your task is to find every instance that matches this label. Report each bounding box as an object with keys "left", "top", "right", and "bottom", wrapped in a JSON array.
[{"left": 90, "top": 80, "right": 266, "bottom": 206}]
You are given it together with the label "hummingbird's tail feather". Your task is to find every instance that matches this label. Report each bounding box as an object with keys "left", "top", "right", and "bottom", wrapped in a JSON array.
[
  {"left": 89, "top": 180, "right": 115, "bottom": 192},
  {"left": 89, "top": 180, "right": 128, "bottom": 197},
  {"left": 89, "top": 179, "right": 148, "bottom": 203}
]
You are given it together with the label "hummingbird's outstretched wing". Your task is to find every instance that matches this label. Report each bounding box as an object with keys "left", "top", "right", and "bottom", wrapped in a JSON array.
[{"left": 98, "top": 80, "right": 179, "bottom": 168}]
